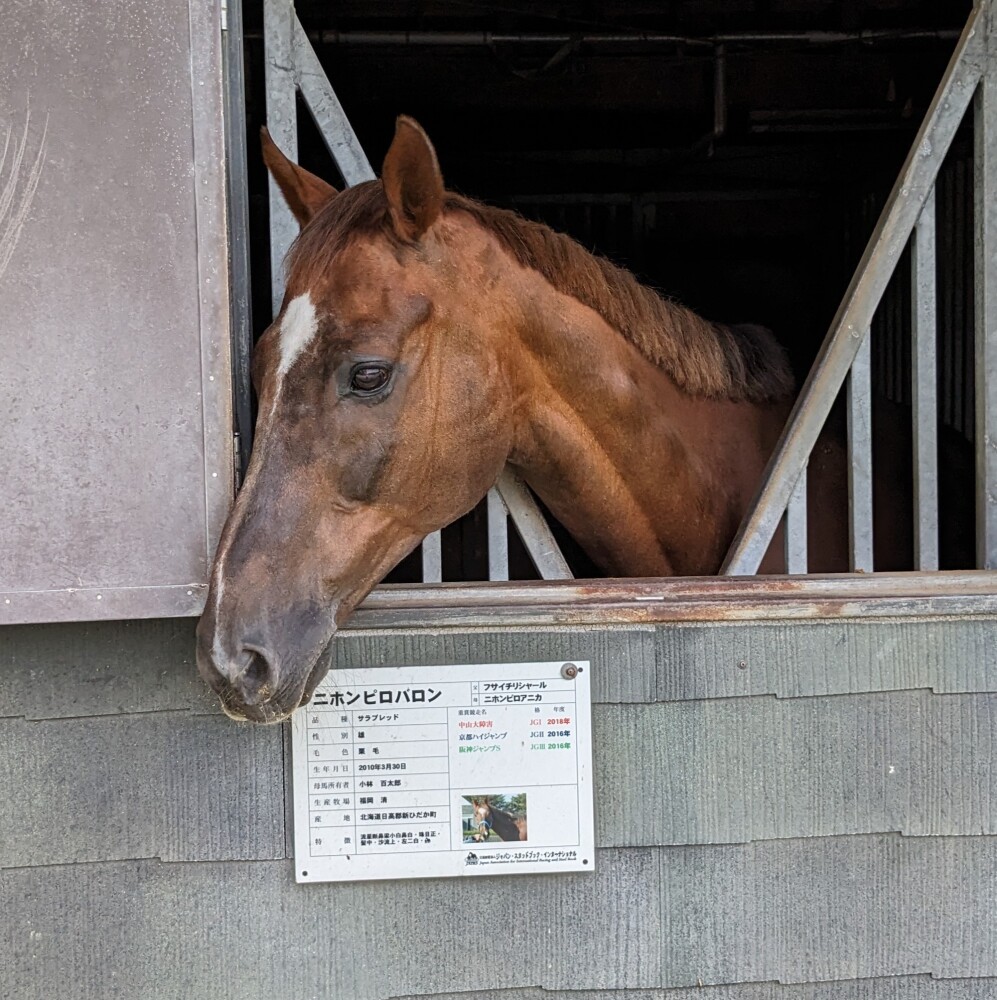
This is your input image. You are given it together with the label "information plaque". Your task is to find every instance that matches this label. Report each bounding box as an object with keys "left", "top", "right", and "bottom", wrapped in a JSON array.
[{"left": 291, "top": 660, "right": 595, "bottom": 883}]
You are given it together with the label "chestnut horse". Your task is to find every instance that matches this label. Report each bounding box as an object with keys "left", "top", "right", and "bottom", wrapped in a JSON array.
[{"left": 196, "top": 116, "right": 863, "bottom": 723}]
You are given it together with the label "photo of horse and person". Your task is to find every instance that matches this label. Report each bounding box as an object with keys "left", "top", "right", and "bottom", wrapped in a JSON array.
[{"left": 461, "top": 794, "right": 528, "bottom": 843}]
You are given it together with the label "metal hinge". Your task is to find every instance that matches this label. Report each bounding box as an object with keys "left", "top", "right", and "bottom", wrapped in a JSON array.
[
  {"left": 233, "top": 431, "right": 243, "bottom": 490},
  {"left": 220, "top": 0, "right": 228, "bottom": 32}
]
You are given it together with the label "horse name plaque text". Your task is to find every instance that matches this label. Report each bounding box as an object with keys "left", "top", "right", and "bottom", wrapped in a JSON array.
[{"left": 291, "top": 660, "right": 595, "bottom": 883}]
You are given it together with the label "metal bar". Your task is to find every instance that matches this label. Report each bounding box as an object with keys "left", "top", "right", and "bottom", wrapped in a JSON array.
[
  {"left": 976, "top": 10, "right": 997, "bottom": 568},
  {"left": 361, "top": 569, "right": 997, "bottom": 607},
  {"left": 912, "top": 189, "right": 940, "bottom": 570},
  {"left": 347, "top": 571, "right": 997, "bottom": 631},
  {"left": 951, "top": 162, "right": 963, "bottom": 435},
  {"left": 421, "top": 531, "right": 442, "bottom": 583},
  {"left": 263, "top": 0, "right": 298, "bottom": 314},
  {"left": 495, "top": 469, "right": 573, "bottom": 580},
  {"left": 723, "top": 4, "right": 986, "bottom": 575},
  {"left": 189, "top": 0, "right": 235, "bottom": 565},
  {"left": 508, "top": 189, "right": 818, "bottom": 204},
  {"left": 266, "top": 29, "right": 963, "bottom": 48},
  {"left": 222, "top": 0, "right": 254, "bottom": 476},
  {"left": 292, "top": 16, "right": 376, "bottom": 185},
  {"left": 784, "top": 466, "right": 808, "bottom": 573},
  {"left": 959, "top": 159, "right": 973, "bottom": 439},
  {"left": 486, "top": 488, "right": 510, "bottom": 581},
  {"left": 848, "top": 328, "right": 874, "bottom": 572},
  {"left": 713, "top": 43, "right": 727, "bottom": 139},
  {"left": 939, "top": 168, "right": 954, "bottom": 434}
]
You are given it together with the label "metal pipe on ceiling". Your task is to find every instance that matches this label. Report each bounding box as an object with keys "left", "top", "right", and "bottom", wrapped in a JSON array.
[{"left": 245, "top": 28, "right": 961, "bottom": 48}]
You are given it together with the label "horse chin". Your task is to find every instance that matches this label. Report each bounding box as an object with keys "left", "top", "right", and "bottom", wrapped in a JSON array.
[
  {"left": 218, "top": 699, "right": 295, "bottom": 725},
  {"left": 298, "top": 652, "right": 333, "bottom": 708},
  {"left": 217, "top": 642, "right": 336, "bottom": 724}
]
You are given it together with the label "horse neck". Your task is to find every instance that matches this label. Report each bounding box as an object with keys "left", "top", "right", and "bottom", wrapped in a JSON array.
[
  {"left": 500, "top": 271, "right": 789, "bottom": 577},
  {"left": 488, "top": 806, "right": 519, "bottom": 839}
]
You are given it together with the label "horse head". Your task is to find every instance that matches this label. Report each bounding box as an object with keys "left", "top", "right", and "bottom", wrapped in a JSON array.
[
  {"left": 196, "top": 118, "right": 518, "bottom": 722},
  {"left": 196, "top": 113, "right": 801, "bottom": 723}
]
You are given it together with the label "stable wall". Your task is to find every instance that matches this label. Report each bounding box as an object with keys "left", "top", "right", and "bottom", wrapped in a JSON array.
[{"left": 3, "top": 615, "right": 996, "bottom": 999}]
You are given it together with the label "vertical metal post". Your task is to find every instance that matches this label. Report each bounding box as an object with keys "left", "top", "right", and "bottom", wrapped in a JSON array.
[
  {"left": 222, "top": 0, "right": 254, "bottom": 476},
  {"left": 713, "top": 44, "right": 727, "bottom": 140},
  {"left": 486, "top": 489, "right": 510, "bottom": 581},
  {"left": 847, "top": 328, "right": 874, "bottom": 572},
  {"left": 421, "top": 532, "right": 443, "bottom": 583},
  {"left": 975, "top": 8, "right": 997, "bottom": 568},
  {"left": 263, "top": 0, "right": 298, "bottom": 314},
  {"left": 784, "top": 467, "right": 808, "bottom": 573},
  {"left": 912, "top": 189, "right": 940, "bottom": 570},
  {"left": 495, "top": 470, "right": 573, "bottom": 579}
]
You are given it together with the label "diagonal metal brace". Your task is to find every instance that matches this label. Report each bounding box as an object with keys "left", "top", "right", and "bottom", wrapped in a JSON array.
[{"left": 723, "top": 2, "right": 987, "bottom": 575}]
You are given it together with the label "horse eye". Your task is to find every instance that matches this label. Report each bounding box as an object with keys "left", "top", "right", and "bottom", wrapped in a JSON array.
[{"left": 350, "top": 364, "right": 391, "bottom": 394}]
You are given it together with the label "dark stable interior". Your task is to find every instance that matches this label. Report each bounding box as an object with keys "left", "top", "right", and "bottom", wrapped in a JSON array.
[{"left": 238, "top": 0, "right": 975, "bottom": 580}]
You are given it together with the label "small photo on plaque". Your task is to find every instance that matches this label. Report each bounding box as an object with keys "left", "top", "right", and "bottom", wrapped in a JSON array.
[{"left": 462, "top": 793, "right": 528, "bottom": 843}]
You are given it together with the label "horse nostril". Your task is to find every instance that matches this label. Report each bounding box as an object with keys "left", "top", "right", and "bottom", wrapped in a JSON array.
[{"left": 233, "top": 649, "right": 274, "bottom": 705}]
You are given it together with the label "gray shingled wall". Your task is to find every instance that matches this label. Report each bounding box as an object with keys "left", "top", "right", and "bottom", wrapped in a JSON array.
[{"left": 2, "top": 615, "right": 996, "bottom": 999}]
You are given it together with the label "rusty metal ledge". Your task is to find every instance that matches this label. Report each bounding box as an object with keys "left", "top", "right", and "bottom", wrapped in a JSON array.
[{"left": 345, "top": 571, "right": 997, "bottom": 630}]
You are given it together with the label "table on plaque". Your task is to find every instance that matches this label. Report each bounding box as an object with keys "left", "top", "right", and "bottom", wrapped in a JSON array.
[{"left": 291, "top": 660, "right": 594, "bottom": 883}]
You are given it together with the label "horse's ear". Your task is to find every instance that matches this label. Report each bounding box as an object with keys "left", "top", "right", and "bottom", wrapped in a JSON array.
[
  {"left": 381, "top": 116, "right": 444, "bottom": 242},
  {"left": 261, "top": 126, "right": 338, "bottom": 227}
]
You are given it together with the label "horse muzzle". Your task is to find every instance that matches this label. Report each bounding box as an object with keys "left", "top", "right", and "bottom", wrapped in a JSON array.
[{"left": 195, "top": 601, "right": 338, "bottom": 723}]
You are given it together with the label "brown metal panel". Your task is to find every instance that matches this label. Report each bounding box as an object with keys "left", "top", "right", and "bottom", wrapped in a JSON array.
[
  {"left": 0, "top": 0, "right": 232, "bottom": 623},
  {"left": 342, "top": 571, "right": 997, "bottom": 629}
]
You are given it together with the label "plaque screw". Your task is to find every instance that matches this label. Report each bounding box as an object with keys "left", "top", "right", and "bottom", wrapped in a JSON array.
[
  {"left": 561, "top": 662, "right": 579, "bottom": 679},
  {"left": 738, "top": 660, "right": 748, "bottom": 670}
]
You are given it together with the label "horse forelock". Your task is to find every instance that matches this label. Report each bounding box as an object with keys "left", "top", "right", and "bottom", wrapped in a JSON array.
[
  {"left": 286, "top": 182, "right": 795, "bottom": 404},
  {"left": 285, "top": 181, "right": 395, "bottom": 288}
]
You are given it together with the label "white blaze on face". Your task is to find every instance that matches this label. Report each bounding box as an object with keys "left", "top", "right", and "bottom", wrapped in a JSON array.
[
  {"left": 277, "top": 292, "right": 319, "bottom": 381},
  {"left": 210, "top": 292, "right": 319, "bottom": 665},
  {"left": 260, "top": 291, "right": 320, "bottom": 430}
]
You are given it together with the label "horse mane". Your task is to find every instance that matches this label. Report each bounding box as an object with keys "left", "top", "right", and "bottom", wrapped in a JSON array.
[{"left": 287, "top": 181, "right": 795, "bottom": 404}]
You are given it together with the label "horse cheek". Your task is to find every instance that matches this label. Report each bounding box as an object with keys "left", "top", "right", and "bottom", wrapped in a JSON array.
[{"left": 337, "top": 436, "right": 393, "bottom": 502}]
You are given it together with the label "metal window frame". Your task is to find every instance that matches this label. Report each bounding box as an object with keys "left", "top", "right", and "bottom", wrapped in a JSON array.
[
  {"left": 345, "top": 571, "right": 997, "bottom": 631},
  {"left": 253, "top": 0, "right": 997, "bottom": 620},
  {"left": 223, "top": 0, "right": 255, "bottom": 476}
]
